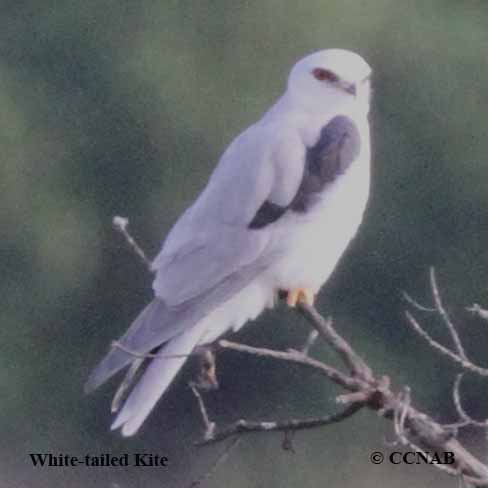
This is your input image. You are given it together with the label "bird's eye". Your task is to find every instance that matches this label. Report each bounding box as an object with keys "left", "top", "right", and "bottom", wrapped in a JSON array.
[{"left": 312, "top": 68, "right": 339, "bottom": 82}]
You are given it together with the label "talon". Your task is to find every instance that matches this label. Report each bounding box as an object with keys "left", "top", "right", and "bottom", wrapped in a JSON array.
[{"left": 286, "top": 288, "right": 315, "bottom": 307}]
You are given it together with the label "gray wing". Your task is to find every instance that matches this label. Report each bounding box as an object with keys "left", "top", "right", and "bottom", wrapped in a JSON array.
[
  {"left": 84, "top": 257, "right": 270, "bottom": 394},
  {"left": 151, "top": 116, "right": 362, "bottom": 302},
  {"left": 151, "top": 123, "right": 305, "bottom": 305},
  {"left": 85, "top": 124, "right": 304, "bottom": 393},
  {"left": 85, "top": 116, "right": 362, "bottom": 394},
  {"left": 249, "top": 115, "right": 361, "bottom": 226}
]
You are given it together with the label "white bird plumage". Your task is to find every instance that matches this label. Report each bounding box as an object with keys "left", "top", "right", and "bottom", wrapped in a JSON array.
[{"left": 86, "top": 49, "right": 373, "bottom": 436}]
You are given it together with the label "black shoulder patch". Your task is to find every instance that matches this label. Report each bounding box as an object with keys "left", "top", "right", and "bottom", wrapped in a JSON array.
[
  {"left": 248, "top": 200, "right": 287, "bottom": 229},
  {"left": 291, "top": 115, "right": 361, "bottom": 213},
  {"left": 248, "top": 115, "right": 361, "bottom": 229}
]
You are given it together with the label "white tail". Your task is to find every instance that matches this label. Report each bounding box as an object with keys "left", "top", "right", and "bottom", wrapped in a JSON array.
[{"left": 111, "top": 322, "right": 206, "bottom": 436}]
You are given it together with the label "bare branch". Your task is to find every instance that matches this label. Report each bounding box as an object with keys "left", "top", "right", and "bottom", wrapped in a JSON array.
[
  {"left": 405, "top": 311, "right": 488, "bottom": 377},
  {"left": 113, "top": 216, "right": 153, "bottom": 271},
  {"left": 218, "top": 339, "right": 360, "bottom": 391},
  {"left": 110, "top": 218, "right": 488, "bottom": 486},
  {"left": 300, "top": 329, "right": 319, "bottom": 355},
  {"left": 216, "top": 317, "right": 488, "bottom": 483},
  {"left": 452, "top": 374, "right": 488, "bottom": 428},
  {"left": 190, "top": 386, "right": 216, "bottom": 441},
  {"left": 296, "top": 303, "right": 373, "bottom": 381},
  {"left": 467, "top": 304, "right": 488, "bottom": 322},
  {"left": 429, "top": 267, "right": 467, "bottom": 360},
  {"left": 453, "top": 374, "right": 472, "bottom": 425},
  {"left": 197, "top": 402, "right": 365, "bottom": 446},
  {"left": 402, "top": 290, "right": 436, "bottom": 312},
  {"left": 111, "top": 340, "right": 191, "bottom": 359},
  {"left": 393, "top": 387, "right": 411, "bottom": 445}
]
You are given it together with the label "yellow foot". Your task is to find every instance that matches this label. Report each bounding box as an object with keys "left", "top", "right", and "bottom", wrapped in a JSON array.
[{"left": 286, "top": 288, "right": 315, "bottom": 307}]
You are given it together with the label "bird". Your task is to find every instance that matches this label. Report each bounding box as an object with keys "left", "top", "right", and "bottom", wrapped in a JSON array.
[{"left": 85, "top": 48, "right": 373, "bottom": 437}]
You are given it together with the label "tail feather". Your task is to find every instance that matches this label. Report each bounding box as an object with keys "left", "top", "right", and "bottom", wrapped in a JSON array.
[
  {"left": 85, "top": 257, "right": 272, "bottom": 434},
  {"left": 111, "top": 322, "right": 206, "bottom": 436},
  {"left": 84, "top": 299, "right": 198, "bottom": 394}
]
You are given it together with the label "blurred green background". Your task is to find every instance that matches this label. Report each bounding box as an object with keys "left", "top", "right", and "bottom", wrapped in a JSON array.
[{"left": 2, "top": 1, "right": 488, "bottom": 487}]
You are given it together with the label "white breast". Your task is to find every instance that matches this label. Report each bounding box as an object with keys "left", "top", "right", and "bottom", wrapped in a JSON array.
[
  {"left": 200, "top": 111, "right": 371, "bottom": 343},
  {"left": 265, "top": 116, "right": 370, "bottom": 293}
]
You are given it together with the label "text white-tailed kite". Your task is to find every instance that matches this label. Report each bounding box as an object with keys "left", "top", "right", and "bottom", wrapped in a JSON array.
[{"left": 85, "top": 49, "right": 372, "bottom": 436}]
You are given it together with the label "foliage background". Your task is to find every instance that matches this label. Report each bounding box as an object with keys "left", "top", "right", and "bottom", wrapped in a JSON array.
[{"left": 2, "top": 1, "right": 488, "bottom": 486}]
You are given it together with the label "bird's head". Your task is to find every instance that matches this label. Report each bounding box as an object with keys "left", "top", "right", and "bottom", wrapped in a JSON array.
[{"left": 287, "top": 49, "right": 372, "bottom": 113}]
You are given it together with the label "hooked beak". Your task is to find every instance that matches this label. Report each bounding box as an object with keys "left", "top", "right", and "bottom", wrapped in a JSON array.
[
  {"left": 339, "top": 80, "right": 356, "bottom": 96},
  {"left": 338, "top": 74, "right": 371, "bottom": 97}
]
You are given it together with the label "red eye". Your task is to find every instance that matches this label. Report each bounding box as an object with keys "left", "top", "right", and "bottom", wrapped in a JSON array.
[{"left": 312, "top": 68, "right": 339, "bottom": 82}]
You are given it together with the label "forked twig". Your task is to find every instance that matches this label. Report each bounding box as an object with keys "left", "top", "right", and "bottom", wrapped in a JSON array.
[
  {"left": 113, "top": 218, "right": 488, "bottom": 486},
  {"left": 429, "top": 267, "right": 467, "bottom": 360},
  {"left": 405, "top": 311, "right": 488, "bottom": 377},
  {"left": 197, "top": 402, "right": 365, "bottom": 446}
]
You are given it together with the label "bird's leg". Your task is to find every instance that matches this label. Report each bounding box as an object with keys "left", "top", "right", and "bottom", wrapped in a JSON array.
[
  {"left": 192, "top": 347, "right": 219, "bottom": 391},
  {"left": 286, "top": 288, "right": 315, "bottom": 307}
]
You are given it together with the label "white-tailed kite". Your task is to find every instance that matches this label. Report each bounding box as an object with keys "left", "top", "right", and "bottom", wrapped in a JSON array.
[{"left": 85, "top": 49, "right": 372, "bottom": 436}]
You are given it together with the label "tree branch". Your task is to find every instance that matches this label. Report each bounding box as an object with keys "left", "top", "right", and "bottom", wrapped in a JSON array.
[
  {"left": 405, "top": 310, "right": 488, "bottom": 376},
  {"left": 113, "top": 216, "right": 153, "bottom": 271},
  {"left": 296, "top": 303, "right": 374, "bottom": 381},
  {"left": 112, "top": 216, "right": 488, "bottom": 487},
  {"left": 467, "top": 303, "right": 488, "bottom": 322},
  {"left": 218, "top": 339, "right": 360, "bottom": 391},
  {"left": 197, "top": 402, "right": 365, "bottom": 446},
  {"left": 429, "top": 267, "right": 467, "bottom": 360}
]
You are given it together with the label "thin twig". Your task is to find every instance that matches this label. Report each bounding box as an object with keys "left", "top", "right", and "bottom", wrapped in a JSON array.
[
  {"left": 110, "top": 216, "right": 488, "bottom": 485},
  {"left": 393, "top": 387, "right": 411, "bottom": 445},
  {"left": 296, "top": 303, "right": 373, "bottom": 381},
  {"left": 453, "top": 374, "right": 471, "bottom": 425},
  {"left": 405, "top": 311, "right": 488, "bottom": 377},
  {"left": 113, "top": 216, "right": 153, "bottom": 271},
  {"left": 402, "top": 290, "right": 437, "bottom": 312},
  {"left": 190, "top": 386, "right": 216, "bottom": 441},
  {"left": 111, "top": 340, "right": 192, "bottom": 359},
  {"left": 467, "top": 304, "right": 488, "bottom": 322},
  {"left": 300, "top": 329, "right": 319, "bottom": 355},
  {"left": 218, "top": 339, "right": 360, "bottom": 391},
  {"left": 452, "top": 374, "right": 488, "bottom": 428},
  {"left": 197, "top": 402, "right": 365, "bottom": 446},
  {"left": 429, "top": 267, "right": 467, "bottom": 360}
]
